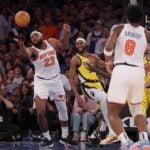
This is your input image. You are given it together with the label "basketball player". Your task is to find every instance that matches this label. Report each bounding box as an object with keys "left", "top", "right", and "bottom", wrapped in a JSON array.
[
  {"left": 104, "top": 5, "right": 150, "bottom": 149},
  {"left": 69, "top": 37, "right": 118, "bottom": 144},
  {"left": 142, "top": 44, "right": 150, "bottom": 135},
  {"left": 14, "top": 24, "right": 77, "bottom": 148}
]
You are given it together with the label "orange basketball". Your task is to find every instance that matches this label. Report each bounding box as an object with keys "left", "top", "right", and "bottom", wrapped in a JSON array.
[{"left": 15, "top": 11, "right": 30, "bottom": 27}]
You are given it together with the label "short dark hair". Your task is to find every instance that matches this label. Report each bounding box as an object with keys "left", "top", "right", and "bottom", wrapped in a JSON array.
[{"left": 125, "top": 5, "right": 144, "bottom": 24}]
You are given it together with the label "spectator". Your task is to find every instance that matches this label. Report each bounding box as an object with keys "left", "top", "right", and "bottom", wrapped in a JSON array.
[
  {"left": 0, "top": 72, "right": 6, "bottom": 90},
  {"left": 13, "top": 65, "right": 24, "bottom": 85},
  {"left": 0, "top": 87, "right": 20, "bottom": 141},
  {"left": 87, "top": 20, "right": 103, "bottom": 53},
  {"left": 71, "top": 94, "right": 97, "bottom": 142},
  {"left": 39, "top": 12, "right": 59, "bottom": 39},
  {"left": 18, "top": 84, "right": 34, "bottom": 131},
  {"left": 0, "top": 9, "right": 10, "bottom": 40},
  {"left": 6, "top": 69, "right": 18, "bottom": 95},
  {"left": 4, "top": 61, "right": 13, "bottom": 74},
  {"left": 25, "top": 68, "right": 34, "bottom": 88},
  {"left": 95, "top": 26, "right": 110, "bottom": 59},
  {"left": 8, "top": 41, "right": 18, "bottom": 58},
  {"left": 9, "top": 87, "right": 22, "bottom": 126}
]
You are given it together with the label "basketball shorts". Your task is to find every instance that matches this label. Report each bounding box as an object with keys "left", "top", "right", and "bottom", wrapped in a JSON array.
[
  {"left": 34, "top": 74, "right": 65, "bottom": 100},
  {"left": 107, "top": 65, "right": 145, "bottom": 104}
]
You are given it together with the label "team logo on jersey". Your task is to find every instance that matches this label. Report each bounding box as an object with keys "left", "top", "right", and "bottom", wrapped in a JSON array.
[
  {"left": 58, "top": 95, "right": 64, "bottom": 100},
  {"left": 90, "top": 91, "right": 94, "bottom": 97}
]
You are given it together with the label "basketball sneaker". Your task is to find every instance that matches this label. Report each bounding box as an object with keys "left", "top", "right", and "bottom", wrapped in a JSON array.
[
  {"left": 100, "top": 134, "right": 120, "bottom": 145},
  {"left": 138, "top": 140, "right": 150, "bottom": 150},
  {"left": 59, "top": 137, "right": 78, "bottom": 146},
  {"left": 40, "top": 137, "right": 54, "bottom": 149}
]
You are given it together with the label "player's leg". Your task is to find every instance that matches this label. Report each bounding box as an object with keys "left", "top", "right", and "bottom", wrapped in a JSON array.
[
  {"left": 35, "top": 95, "right": 53, "bottom": 148},
  {"left": 100, "top": 99, "right": 119, "bottom": 144},
  {"left": 129, "top": 78, "right": 150, "bottom": 149},
  {"left": 54, "top": 99, "right": 77, "bottom": 145},
  {"left": 94, "top": 89, "right": 118, "bottom": 144},
  {"left": 107, "top": 66, "right": 139, "bottom": 149},
  {"left": 34, "top": 78, "right": 53, "bottom": 148},
  {"left": 84, "top": 87, "right": 118, "bottom": 144}
]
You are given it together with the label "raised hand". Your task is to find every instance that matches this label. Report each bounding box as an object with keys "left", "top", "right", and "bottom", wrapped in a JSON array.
[
  {"left": 13, "top": 38, "right": 25, "bottom": 49},
  {"left": 63, "top": 24, "right": 71, "bottom": 33}
]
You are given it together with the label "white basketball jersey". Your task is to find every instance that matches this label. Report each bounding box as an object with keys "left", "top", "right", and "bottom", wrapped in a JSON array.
[
  {"left": 114, "top": 24, "right": 147, "bottom": 67},
  {"left": 31, "top": 40, "right": 60, "bottom": 78}
]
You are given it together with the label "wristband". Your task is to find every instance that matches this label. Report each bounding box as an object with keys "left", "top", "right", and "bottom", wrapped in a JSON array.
[{"left": 104, "top": 48, "right": 113, "bottom": 56}]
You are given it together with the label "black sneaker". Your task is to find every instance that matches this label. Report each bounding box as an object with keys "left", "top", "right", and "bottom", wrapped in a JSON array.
[
  {"left": 59, "top": 137, "right": 78, "bottom": 146},
  {"left": 40, "top": 137, "right": 54, "bottom": 149}
]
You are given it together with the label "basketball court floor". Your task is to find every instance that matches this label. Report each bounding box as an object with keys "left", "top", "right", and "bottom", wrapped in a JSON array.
[{"left": 0, "top": 141, "right": 120, "bottom": 150}]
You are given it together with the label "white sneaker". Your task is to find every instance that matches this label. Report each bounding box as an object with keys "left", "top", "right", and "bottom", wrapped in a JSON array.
[
  {"left": 80, "top": 132, "right": 86, "bottom": 142},
  {"left": 89, "top": 131, "right": 99, "bottom": 139},
  {"left": 138, "top": 140, "right": 150, "bottom": 150},
  {"left": 100, "top": 134, "right": 119, "bottom": 145}
]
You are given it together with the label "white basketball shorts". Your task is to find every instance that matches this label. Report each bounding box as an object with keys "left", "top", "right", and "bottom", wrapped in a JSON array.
[
  {"left": 34, "top": 74, "right": 65, "bottom": 100},
  {"left": 107, "top": 65, "right": 145, "bottom": 104}
]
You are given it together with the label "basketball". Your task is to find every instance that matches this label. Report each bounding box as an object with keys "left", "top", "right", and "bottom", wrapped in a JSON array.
[{"left": 15, "top": 11, "right": 30, "bottom": 27}]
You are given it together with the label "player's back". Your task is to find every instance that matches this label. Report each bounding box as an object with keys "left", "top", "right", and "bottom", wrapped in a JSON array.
[{"left": 114, "top": 23, "right": 147, "bottom": 67}]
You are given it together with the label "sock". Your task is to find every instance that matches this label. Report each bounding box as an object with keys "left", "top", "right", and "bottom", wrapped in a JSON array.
[
  {"left": 118, "top": 132, "right": 130, "bottom": 144},
  {"left": 81, "top": 131, "right": 86, "bottom": 139},
  {"left": 61, "top": 126, "right": 68, "bottom": 138},
  {"left": 42, "top": 131, "right": 51, "bottom": 140},
  {"left": 139, "top": 132, "right": 149, "bottom": 141}
]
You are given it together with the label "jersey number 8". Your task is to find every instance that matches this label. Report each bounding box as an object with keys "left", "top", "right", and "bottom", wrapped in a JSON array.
[{"left": 124, "top": 40, "right": 136, "bottom": 56}]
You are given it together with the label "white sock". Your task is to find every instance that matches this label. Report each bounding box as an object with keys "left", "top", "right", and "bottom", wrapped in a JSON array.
[
  {"left": 61, "top": 126, "right": 68, "bottom": 138},
  {"left": 42, "top": 131, "right": 51, "bottom": 140},
  {"left": 118, "top": 132, "right": 130, "bottom": 144},
  {"left": 139, "top": 132, "right": 149, "bottom": 141}
]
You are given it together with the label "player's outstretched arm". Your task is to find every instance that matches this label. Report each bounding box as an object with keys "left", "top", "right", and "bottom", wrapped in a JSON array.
[
  {"left": 69, "top": 56, "right": 84, "bottom": 107},
  {"left": 13, "top": 38, "right": 32, "bottom": 59},
  {"left": 48, "top": 24, "right": 71, "bottom": 50},
  {"left": 104, "top": 24, "right": 123, "bottom": 73}
]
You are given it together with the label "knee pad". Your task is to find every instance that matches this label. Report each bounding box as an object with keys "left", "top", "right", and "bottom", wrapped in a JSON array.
[
  {"left": 128, "top": 103, "right": 143, "bottom": 118},
  {"left": 55, "top": 100, "right": 68, "bottom": 121},
  {"left": 58, "top": 109, "right": 68, "bottom": 121}
]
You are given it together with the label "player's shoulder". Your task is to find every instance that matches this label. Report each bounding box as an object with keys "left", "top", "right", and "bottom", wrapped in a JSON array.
[
  {"left": 71, "top": 54, "right": 79, "bottom": 61},
  {"left": 111, "top": 24, "right": 124, "bottom": 32},
  {"left": 71, "top": 54, "right": 81, "bottom": 64}
]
